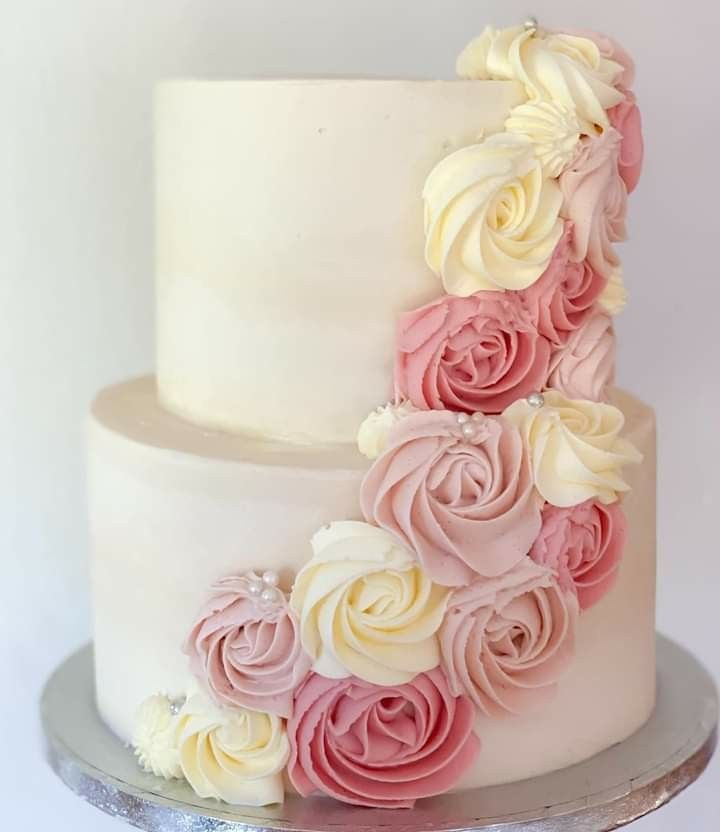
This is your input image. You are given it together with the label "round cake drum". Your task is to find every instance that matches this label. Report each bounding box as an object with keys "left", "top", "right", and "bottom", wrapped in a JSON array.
[{"left": 42, "top": 635, "right": 716, "bottom": 832}]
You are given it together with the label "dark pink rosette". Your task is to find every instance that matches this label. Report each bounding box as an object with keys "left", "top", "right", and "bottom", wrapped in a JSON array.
[
  {"left": 608, "top": 88, "right": 644, "bottom": 194},
  {"left": 394, "top": 290, "right": 551, "bottom": 415},
  {"left": 530, "top": 499, "right": 627, "bottom": 610},
  {"left": 361, "top": 409, "right": 542, "bottom": 587},
  {"left": 560, "top": 128, "right": 627, "bottom": 280},
  {"left": 518, "top": 223, "right": 607, "bottom": 346},
  {"left": 287, "top": 668, "right": 480, "bottom": 808},
  {"left": 439, "top": 559, "right": 578, "bottom": 717},
  {"left": 184, "top": 572, "right": 311, "bottom": 718},
  {"left": 548, "top": 311, "right": 616, "bottom": 401}
]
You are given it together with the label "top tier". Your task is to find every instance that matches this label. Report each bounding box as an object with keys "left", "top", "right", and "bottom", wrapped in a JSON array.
[{"left": 156, "top": 78, "right": 523, "bottom": 443}]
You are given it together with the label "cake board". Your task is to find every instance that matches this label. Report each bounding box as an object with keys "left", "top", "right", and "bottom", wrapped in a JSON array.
[{"left": 41, "top": 634, "right": 717, "bottom": 832}]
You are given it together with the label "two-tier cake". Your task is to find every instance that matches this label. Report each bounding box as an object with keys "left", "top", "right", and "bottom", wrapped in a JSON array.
[{"left": 87, "top": 20, "right": 654, "bottom": 808}]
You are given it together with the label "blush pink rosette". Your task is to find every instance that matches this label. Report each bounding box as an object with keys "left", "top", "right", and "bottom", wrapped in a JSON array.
[
  {"left": 608, "top": 89, "right": 643, "bottom": 194},
  {"left": 518, "top": 223, "right": 607, "bottom": 346},
  {"left": 548, "top": 311, "right": 616, "bottom": 401},
  {"left": 560, "top": 128, "right": 627, "bottom": 280},
  {"left": 360, "top": 409, "right": 542, "bottom": 587},
  {"left": 439, "top": 559, "right": 578, "bottom": 717},
  {"left": 394, "top": 290, "right": 552, "bottom": 415},
  {"left": 530, "top": 499, "right": 627, "bottom": 610},
  {"left": 287, "top": 668, "right": 480, "bottom": 808},
  {"left": 184, "top": 573, "right": 311, "bottom": 718}
]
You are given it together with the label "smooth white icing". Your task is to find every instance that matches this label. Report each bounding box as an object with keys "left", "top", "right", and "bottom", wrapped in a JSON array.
[
  {"left": 90, "top": 378, "right": 656, "bottom": 789},
  {"left": 155, "top": 79, "right": 524, "bottom": 443}
]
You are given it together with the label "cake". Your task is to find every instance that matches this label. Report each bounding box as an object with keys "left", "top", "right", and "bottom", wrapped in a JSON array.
[{"left": 88, "top": 20, "right": 654, "bottom": 809}]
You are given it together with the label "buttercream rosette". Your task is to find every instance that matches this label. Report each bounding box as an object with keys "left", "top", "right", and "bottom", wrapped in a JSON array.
[
  {"left": 395, "top": 290, "right": 552, "bottom": 415},
  {"left": 457, "top": 25, "right": 626, "bottom": 134},
  {"left": 290, "top": 521, "right": 449, "bottom": 685},
  {"left": 560, "top": 128, "right": 627, "bottom": 280},
  {"left": 423, "top": 132, "right": 564, "bottom": 296},
  {"left": 175, "top": 691, "right": 289, "bottom": 806},
  {"left": 503, "top": 390, "right": 642, "bottom": 507},
  {"left": 517, "top": 223, "right": 607, "bottom": 346},
  {"left": 361, "top": 409, "right": 542, "bottom": 586},
  {"left": 547, "top": 311, "right": 615, "bottom": 401},
  {"left": 287, "top": 669, "right": 480, "bottom": 808},
  {"left": 184, "top": 573, "right": 310, "bottom": 718},
  {"left": 439, "top": 559, "right": 578, "bottom": 717},
  {"left": 530, "top": 499, "right": 627, "bottom": 609}
]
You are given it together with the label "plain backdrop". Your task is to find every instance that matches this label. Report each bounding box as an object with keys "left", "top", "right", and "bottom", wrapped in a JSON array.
[{"left": 2, "top": 0, "right": 719, "bottom": 828}]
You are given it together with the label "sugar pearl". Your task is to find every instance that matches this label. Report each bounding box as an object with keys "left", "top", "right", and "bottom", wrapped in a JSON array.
[
  {"left": 461, "top": 423, "right": 476, "bottom": 439},
  {"left": 168, "top": 697, "right": 186, "bottom": 716},
  {"left": 527, "top": 392, "right": 545, "bottom": 409},
  {"left": 524, "top": 16, "right": 538, "bottom": 31},
  {"left": 471, "top": 412, "right": 485, "bottom": 423},
  {"left": 247, "top": 580, "right": 264, "bottom": 597},
  {"left": 262, "top": 570, "right": 279, "bottom": 587},
  {"left": 261, "top": 587, "right": 278, "bottom": 604},
  {"left": 456, "top": 412, "right": 470, "bottom": 425}
]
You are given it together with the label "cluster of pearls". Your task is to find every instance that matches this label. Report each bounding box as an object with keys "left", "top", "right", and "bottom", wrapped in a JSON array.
[
  {"left": 246, "top": 570, "right": 282, "bottom": 608},
  {"left": 455, "top": 411, "right": 487, "bottom": 441}
]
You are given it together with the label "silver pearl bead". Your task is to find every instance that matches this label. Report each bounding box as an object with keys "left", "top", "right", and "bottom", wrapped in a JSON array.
[
  {"left": 262, "top": 570, "right": 279, "bottom": 587},
  {"left": 461, "top": 422, "right": 476, "bottom": 439},
  {"left": 168, "top": 697, "right": 185, "bottom": 716},
  {"left": 527, "top": 392, "right": 545, "bottom": 409},
  {"left": 524, "top": 16, "right": 538, "bottom": 31},
  {"left": 260, "top": 587, "right": 278, "bottom": 604},
  {"left": 456, "top": 412, "right": 470, "bottom": 425},
  {"left": 247, "top": 580, "right": 263, "bottom": 597}
]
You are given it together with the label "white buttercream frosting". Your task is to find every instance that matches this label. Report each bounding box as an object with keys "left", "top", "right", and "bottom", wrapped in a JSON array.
[
  {"left": 599, "top": 267, "right": 628, "bottom": 315},
  {"left": 175, "top": 692, "right": 288, "bottom": 806},
  {"left": 505, "top": 101, "right": 581, "bottom": 177},
  {"left": 357, "top": 401, "right": 419, "bottom": 459},
  {"left": 457, "top": 25, "right": 625, "bottom": 133},
  {"left": 290, "top": 521, "right": 449, "bottom": 685},
  {"left": 503, "top": 391, "right": 642, "bottom": 507},
  {"left": 132, "top": 694, "right": 182, "bottom": 779},
  {"left": 423, "top": 132, "right": 564, "bottom": 295}
]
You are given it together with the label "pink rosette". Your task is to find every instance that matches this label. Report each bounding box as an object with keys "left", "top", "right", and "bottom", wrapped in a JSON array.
[
  {"left": 560, "top": 128, "right": 627, "bottom": 280},
  {"left": 572, "top": 29, "right": 636, "bottom": 88},
  {"left": 530, "top": 499, "right": 627, "bottom": 610},
  {"left": 184, "top": 573, "right": 311, "bottom": 718},
  {"left": 287, "top": 668, "right": 480, "bottom": 808},
  {"left": 394, "top": 290, "right": 551, "bottom": 415},
  {"left": 439, "top": 559, "right": 578, "bottom": 717},
  {"left": 360, "top": 409, "right": 542, "bottom": 587},
  {"left": 518, "top": 223, "right": 607, "bottom": 346},
  {"left": 548, "top": 311, "right": 616, "bottom": 401},
  {"left": 608, "top": 88, "right": 644, "bottom": 194}
]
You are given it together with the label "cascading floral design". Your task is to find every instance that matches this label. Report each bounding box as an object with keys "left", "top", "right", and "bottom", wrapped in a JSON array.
[{"left": 131, "top": 21, "right": 644, "bottom": 810}]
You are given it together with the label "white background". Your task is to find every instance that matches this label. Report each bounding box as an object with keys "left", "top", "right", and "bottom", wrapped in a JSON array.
[{"left": 2, "top": 0, "right": 718, "bottom": 828}]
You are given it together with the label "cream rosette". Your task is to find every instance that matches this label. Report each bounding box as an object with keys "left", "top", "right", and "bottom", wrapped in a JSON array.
[
  {"left": 503, "top": 390, "right": 642, "bottom": 507},
  {"left": 132, "top": 694, "right": 183, "bottom": 780},
  {"left": 423, "top": 132, "right": 563, "bottom": 296},
  {"left": 505, "top": 101, "right": 581, "bottom": 178},
  {"left": 290, "top": 521, "right": 449, "bottom": 685},
  {"left": 357, "top": 401, "right": 418, "bottom": 460},
  {"left": 175, "top": 691, "right": 289, "bottom": 806},
  {"left": 599, "top": 267, "right": 627, "bottom": 315},
  {"left": 457, "top": 25, "right": 625, "bottom": 133}
]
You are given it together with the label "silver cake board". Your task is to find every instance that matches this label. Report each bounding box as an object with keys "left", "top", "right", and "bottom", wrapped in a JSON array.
[{"left": 41, "top": 635, "right": 717, "bottom": 832}]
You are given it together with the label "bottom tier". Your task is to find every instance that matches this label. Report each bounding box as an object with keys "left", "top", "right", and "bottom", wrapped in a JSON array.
[{"left": 88, "top": 377, "right": 657, "bottom": 790}]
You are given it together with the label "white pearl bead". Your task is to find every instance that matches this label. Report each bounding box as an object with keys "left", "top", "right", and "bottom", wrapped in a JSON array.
[
  {"left": 456, "top": 412, "right": 470, "bottom": 425},
  {"left": 524, "top": 16, "right": 538, "bottom": 31},
  {"left": 461, "top": 423, "right": 476, "bottom": 439},
  {"left": 247, "top": 580, "right": 263, "bottom": 597},
  {"left": 168, "top": 697, "right": 185, "bottom": 716},
  {"left": 471, "top": 412, "right": 484, "bottom": 423},
  {"left": 527, "top": 392, "right": 545, "bottom": 409},
  {"left": 262, "top": 570, "right": 279, "bottom": 587},
  {"left": 260, "top": 587, "right": 278, "bottom": 604}
]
